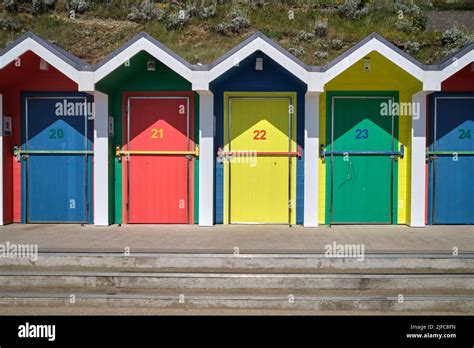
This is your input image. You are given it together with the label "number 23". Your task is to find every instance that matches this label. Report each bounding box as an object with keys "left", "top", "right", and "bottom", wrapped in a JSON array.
[{"left": 355, "top": 129, "right": 368, "bottom": 139}]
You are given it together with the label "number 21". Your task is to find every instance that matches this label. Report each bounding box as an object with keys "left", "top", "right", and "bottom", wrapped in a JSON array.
[{"left": 151, "top": 128, "right": 163, "bottom": 139}]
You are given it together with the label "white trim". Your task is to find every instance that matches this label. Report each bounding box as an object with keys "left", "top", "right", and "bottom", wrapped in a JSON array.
[
  {"left": 198, "top": 90, "right": 214, "bottom": 226},
  {"left": 192, "top": 70, "right": 211, "bottom": 92},
  {"left": 303, "top": 92, "right": 320, "bottom": 227},
  {"left": 439, "top": 50, "right": 474, "bottom": 83},
  {"left": 410, "top": 91, "right": 429, "bottom": 227},
  {"left": 94, "top": 37, "right": 193, "bottom": 85},
  {"left": 78, "top": 71, "right": 95, "bottom": 92},
  {"left": 423, "top": 70, "right": 441, "bottom": 92},
  {"left": 92, "top": 91, "right": 110, "bottom": 226},
  {"left": 0, "top": 38, "right": 80, "bottom": 84},
  {"left": 323, "top": 38, "right": 425, "bottom": 85},
  {"left": 307, "top": 72, "right": 325, "bottom": 92},
  {"left": 0, "top": 94, "right": 3, "bottom": 225},
  {"left": 207, "top": 37, "right": 309, "bottom": 85}
]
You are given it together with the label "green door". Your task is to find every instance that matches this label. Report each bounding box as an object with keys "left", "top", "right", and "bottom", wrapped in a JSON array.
[{"left": 326, "top": 94, "right": 398, "bottom": 224}]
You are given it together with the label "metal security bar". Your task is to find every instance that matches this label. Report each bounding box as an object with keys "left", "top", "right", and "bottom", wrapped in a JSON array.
[
  {"left": 217, "top": 145, "right": 302, "bottom": 160},
  {"left": 320, "top": 144, "right": 404, "bottom": 161},
  {"left": 13, "top": 145, "right": 93, "bottom": 162},
  {"left": 116, "top": 144, "right": 199, "bottom": 162},
  {"left": 427, "top": 150, "right": 474, "bottom": 160}
]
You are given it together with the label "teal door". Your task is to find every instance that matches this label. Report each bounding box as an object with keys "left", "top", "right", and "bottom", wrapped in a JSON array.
[{"left": 326, "top": 94, "right": 399, "bottom": 224}]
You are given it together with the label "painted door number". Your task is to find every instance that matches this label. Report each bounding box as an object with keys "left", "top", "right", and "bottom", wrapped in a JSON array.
[
  {"left": 50, "top": 128, "right": 64, "bottom": 139},
  {"left": 151, "top": 128, "right": 164, "bottom": 139},
  {"left": 253, "top": 130, "right": 267, "bottom": 140},
  {"left": 355, "top": 128, "right": 368, "bottom": 139},
  {"left": 458, "top": 129, "right": 471, "bottom": 139}
]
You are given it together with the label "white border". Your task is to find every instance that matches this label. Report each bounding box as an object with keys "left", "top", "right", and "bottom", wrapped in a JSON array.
[
  {"left": 93, "top": 37, "right": 194, "bottom": 86},
  {"left": 439, "top": 50, "right": 474, "bottom": 85},
  {"left": 0, "top": 37, "right": 81, "bottom": 84},
  {"left": 92, "top": 91, "right": 109, "bottom": 226},
  {"left": 321, "top": 38, "right": 426, "bottom": 86},
  {"left": 205, "top": 37, "right": 310, "bottom": 89}
]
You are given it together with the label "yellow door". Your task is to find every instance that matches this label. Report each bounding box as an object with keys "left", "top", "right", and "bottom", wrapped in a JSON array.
[{"left": 225, "top": 94, "right": 296, "bottom": 224}]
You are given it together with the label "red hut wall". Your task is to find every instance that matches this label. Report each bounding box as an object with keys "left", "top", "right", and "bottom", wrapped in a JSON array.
[
  {"left": 0, "top": 51, "right": 78, "bottom": 223},
  {"left": 442, "top": 63, "right": 474, "bottom": 92}
]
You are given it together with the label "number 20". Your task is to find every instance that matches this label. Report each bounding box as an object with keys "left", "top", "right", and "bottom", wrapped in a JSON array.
[{"left": 50, "top": 128, "right": 64, "bottom": 139}]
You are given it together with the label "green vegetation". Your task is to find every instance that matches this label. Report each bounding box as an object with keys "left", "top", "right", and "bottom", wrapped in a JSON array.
[{"left": 0, "top": 0, "right": 472, "bottom": 65}]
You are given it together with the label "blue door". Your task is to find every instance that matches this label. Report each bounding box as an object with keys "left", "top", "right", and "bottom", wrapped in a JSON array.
[
  {"left": 428, "top": 94, "right": 474, "bottom": 224},
  {"left": 21, "top": 94, "right": 93, "bottom": 223}
]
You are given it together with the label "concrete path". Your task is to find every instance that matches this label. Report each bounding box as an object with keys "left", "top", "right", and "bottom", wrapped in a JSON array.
[{"left": 0, "top": 224, "right": 472, "bottom": 253}]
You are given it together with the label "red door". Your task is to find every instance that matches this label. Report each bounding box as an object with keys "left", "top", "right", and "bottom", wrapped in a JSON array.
[{"left": 124, "top": 94, "right": 193, "bottom": 223}]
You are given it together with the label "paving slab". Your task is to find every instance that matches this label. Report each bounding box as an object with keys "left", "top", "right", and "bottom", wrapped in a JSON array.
[{"left": 0, "top": 224, "right": 473, "bottom": 253}]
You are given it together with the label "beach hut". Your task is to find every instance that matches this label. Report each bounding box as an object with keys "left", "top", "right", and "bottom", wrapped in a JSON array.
[
  {"left": 427, "top": 44, "right": 474, "bottom": 224},
  {"left": 0, "top": 33, "right": 94, "bottom": 224},
  {"left": 93, "top": 33, "right": 198, "bottom": 224}
]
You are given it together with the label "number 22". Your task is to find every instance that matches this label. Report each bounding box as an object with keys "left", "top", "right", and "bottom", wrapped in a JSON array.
[{"left": 253, "top": 130, "right": 266, "bottom": 140}]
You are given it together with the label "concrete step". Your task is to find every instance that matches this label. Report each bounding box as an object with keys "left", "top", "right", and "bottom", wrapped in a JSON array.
[
  {"left": 1, "top": 291, "right": 473, "bottom": 313},
  {"left": 1, "top": 252, "right": 473, "bottom": 273},
  {"left": 2, "top": 252, "right": 472, "bottom": 313},
  {"left": 1, "top": 271, "right": 473, "bottom": 291},
  {"left": 1, "top": 287, "right": 471, "bottom": 296}
]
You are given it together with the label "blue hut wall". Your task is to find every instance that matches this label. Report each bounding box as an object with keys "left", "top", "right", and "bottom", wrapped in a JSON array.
[{"left": 210, "top": 51, "right": 308, "bottom": 224}]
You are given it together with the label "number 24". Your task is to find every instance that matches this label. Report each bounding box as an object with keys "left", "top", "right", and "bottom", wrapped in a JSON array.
[{"left": 458, "top": 129, "right": 471, "bottom": 140}]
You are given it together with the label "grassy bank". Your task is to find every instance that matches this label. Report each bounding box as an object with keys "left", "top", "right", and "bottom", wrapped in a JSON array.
[{"left": 0, "top": 0, "right": 472, "bottom": 65}]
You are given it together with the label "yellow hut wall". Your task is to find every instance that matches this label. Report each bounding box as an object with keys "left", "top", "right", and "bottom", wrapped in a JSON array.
[{"left": 318, "top": 51, "right": 423, "bottom": 225}]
